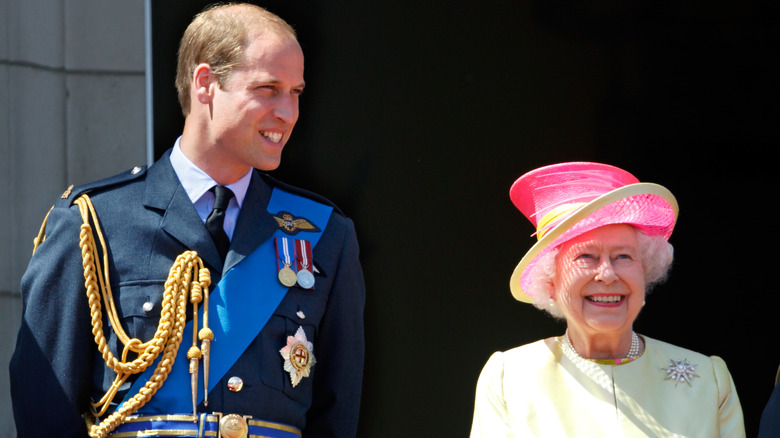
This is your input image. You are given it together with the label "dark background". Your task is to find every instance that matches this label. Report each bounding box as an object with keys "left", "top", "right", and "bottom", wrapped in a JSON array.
[{"left": 152, "top": 1, "right": 779, "bottom": 436}]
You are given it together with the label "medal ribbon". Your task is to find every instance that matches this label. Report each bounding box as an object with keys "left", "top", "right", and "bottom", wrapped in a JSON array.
[
  {"left": 276, "top": 236, "right": 296, "bottom": 272},
  {"left": 296, "top": 239, "right": 314, "bottom": 289},
  {"left": 128, "top": 187, "right": 333, "bottom": 413}
]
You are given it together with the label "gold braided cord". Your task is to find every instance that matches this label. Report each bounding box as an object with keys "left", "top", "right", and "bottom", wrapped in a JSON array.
[
  {"left": 32, "top": 206, "right": 53, "bottom": 255},
  {"left": 72, "top": 194, "right": 211, "bottom": 438}
]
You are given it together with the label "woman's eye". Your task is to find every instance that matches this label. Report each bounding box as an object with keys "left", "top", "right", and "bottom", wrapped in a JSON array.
[{"left": 574, "top": 253, "right": 596, "bottom": 264}]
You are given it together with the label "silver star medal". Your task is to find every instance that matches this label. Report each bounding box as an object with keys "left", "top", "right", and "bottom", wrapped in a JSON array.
[
  {"left": 279, "top": 326, "right": 316, "bottom": 387},
  {"left": 662, "top": 358, "right": 700, "bottom": 387}
]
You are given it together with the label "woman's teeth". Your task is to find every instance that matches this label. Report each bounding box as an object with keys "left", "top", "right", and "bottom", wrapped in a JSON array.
[{"left": 587, "top": 295, "right": 623, "bottom": 303}]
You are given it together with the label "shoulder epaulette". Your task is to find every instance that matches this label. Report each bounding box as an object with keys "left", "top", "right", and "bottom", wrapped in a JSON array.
[
  {"left": 259, "top": 171, "right": 345, "bottom": 217},
  {"left": 55, "top": 165, "right": 148, "bottom": 207}
]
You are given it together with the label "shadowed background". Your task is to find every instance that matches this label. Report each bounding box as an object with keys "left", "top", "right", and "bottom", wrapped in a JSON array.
[{"left": 150, "top": 2, "right": 779, "bottom": 436}]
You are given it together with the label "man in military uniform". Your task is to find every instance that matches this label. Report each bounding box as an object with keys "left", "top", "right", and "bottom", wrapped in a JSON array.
[{"left": 9, "top": 3, "right": 365, "bottom": 437}]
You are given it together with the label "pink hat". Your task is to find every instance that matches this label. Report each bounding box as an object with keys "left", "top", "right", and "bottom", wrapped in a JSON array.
[{"left": 509, "top": 162, "right": 678, "bottom": 303}]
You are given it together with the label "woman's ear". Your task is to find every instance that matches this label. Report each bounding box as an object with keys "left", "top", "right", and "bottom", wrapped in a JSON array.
[{"left": 544, "top": 279, "right": 556, "bottom": 300}]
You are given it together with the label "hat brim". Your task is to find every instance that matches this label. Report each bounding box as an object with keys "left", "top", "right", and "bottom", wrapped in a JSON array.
[{"left": 509, "top": 182, "right": 678, "bottom": 303}]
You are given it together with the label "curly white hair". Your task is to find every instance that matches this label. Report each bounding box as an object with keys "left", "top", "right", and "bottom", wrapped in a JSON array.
[{"left": 524, "top": 228, "right": 674, "bottom": 319}]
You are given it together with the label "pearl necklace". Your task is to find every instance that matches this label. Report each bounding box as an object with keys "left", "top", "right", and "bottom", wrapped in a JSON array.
[{"left": 564, "top": 330, "right": 642, "bottom": 364}]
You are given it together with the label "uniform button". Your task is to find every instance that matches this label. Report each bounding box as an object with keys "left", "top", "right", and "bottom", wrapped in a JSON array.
[
  {"left": 227, "top": 376, "right": 243, "bottom": 392},
  {"left": 131, "top": 166, "right": 143, "bottom": 174},
  {"left": 296, "top": 310, "right": 306, "bottom": 319},
  {"left": 142, "top": 301, "right": 154, "bottom": 312}
]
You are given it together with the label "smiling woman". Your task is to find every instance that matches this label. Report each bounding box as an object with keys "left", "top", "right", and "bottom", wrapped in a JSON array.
[
  {"left": 526, "top": 224, "right": 673, "bottom": 322},
  {"left": 551, "top": 224, "right": 648, "bottom": 359},
  {"left": 469, "top": 162, "right": 746, "bottom": 437}
]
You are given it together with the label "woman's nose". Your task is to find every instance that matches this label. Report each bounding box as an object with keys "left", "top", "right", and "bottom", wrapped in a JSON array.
[{"left": 594, "top": 259, "right": 618, "bottom": 283}]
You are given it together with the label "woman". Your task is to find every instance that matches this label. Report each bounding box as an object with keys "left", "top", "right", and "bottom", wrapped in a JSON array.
[{"left": 470, "top": 162, "right": 745, "bottom": 437}]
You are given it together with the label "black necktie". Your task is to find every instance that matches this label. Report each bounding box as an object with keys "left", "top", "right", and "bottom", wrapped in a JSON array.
[{"left": 205, "top": 185, "right": 234, "bottom": 261}]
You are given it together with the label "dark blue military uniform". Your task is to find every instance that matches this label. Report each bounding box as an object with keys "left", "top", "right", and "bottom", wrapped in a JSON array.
[
  {"left": 9, "top": 150, "right": 366, "bottom": 437},
  {"left": 758, "top": 372, "right": 780, "bottom": 438}
]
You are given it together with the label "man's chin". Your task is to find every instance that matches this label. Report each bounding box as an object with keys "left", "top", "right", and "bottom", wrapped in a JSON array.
[{"left": 253, "top": 157, "right": 283, "bottom": 172}]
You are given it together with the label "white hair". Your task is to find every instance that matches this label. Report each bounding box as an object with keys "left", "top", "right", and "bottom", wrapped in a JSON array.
[{"left": 525, "top": 229, "right": 674, "bottom": 319}]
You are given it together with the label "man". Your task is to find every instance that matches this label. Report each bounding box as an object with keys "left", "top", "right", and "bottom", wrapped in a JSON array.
[
  {"left": 9, "top": 3, "right": 365, "bottom": 437},
  {"left": 758, "top": 370, "right": 780, "bottom": 437}
]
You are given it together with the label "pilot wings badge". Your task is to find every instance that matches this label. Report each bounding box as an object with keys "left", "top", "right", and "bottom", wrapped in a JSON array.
[{"left": 273, "top": 211, "right": 321, "bottom": 235}]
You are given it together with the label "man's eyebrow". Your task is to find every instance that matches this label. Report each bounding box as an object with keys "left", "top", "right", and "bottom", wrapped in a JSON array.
[{"left": 245, "top": 79, "right": 306, "bottom": 91}]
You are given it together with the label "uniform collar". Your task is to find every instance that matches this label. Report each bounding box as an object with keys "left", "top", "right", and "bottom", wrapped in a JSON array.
[{"left": 169, "top": 136, "right": 251, "bottom": 208}]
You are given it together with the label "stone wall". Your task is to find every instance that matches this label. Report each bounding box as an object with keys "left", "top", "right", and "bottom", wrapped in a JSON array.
[{"left": 0, "top": 1, "right": 147, "bottom": 435}]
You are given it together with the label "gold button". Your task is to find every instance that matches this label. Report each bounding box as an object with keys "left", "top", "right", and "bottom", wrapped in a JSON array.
[
  {"left": 227, "top": 376, "right": 244, "bottom": 392},
  {"left": 219, "top": 414, "right": 248, "bottom": 438}
]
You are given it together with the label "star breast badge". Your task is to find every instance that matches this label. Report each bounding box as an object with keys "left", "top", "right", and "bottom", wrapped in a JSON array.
[
  {"left": 273, "top": 211, "right": 320, "bottom": 235},
  {"left": 662, "top": 358, "right": 700, "bottom": 387},
  {"left": 280, "top": 326, "right": 316, "bottom": 387}
]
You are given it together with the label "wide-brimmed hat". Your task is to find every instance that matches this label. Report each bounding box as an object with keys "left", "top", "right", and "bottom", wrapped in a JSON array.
[{"left": 509, "top": 162, "right": 678, "bottom": 303}]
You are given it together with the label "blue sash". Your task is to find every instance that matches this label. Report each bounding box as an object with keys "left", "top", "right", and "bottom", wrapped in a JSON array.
[{"left": 127, "top": 187, "right": 333, "bottom": 413}]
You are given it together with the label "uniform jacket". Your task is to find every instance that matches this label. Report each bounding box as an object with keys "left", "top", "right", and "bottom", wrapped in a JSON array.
[
  {"left": 9, "top": 150, "right": 366, "bottom": 437},
  {"left": 758, "top": 372, "right": 780, "bottom": 437},
  {"left": 471, "top": 335, "right": 745, "bottom": 437}
]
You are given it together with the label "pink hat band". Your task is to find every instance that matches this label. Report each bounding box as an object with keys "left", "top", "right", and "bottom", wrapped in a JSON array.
[{"left": 509, "top": 162, "right": 678, "bottom": 303}]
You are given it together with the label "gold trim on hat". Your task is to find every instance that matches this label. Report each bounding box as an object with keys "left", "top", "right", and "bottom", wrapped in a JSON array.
[{"left": 510, "top": 183, "right": 678, "bottom": 303}]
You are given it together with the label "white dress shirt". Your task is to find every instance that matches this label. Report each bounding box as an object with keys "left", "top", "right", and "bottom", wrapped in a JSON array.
[{"left": 168, "top": 137, "right": 252, "bottom": 240}]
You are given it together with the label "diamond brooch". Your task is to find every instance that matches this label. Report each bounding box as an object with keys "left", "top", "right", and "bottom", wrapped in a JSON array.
[{"left": 662, "top": 358, "right": 700, "bottom": 387}]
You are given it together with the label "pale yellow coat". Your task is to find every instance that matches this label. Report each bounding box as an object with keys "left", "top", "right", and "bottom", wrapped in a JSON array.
[{"left": 470, "top": 336, "right": 745, "bottom": 437}]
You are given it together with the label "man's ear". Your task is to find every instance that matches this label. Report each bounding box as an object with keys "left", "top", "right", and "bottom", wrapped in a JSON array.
[{"left": 193, "top": 63, "right": 215, "bottom": 105}]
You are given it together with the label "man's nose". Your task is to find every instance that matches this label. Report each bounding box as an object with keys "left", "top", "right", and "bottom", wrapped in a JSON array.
[{"left": 274, "top": 95, "right": 298, "bottom": 123}]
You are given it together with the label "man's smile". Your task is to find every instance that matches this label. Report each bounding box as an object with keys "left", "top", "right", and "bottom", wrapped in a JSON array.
[{"left": 261, "top": 130, "right": 283, "bottom": 143}]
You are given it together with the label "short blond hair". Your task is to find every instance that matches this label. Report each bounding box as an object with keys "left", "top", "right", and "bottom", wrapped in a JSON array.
[{"left": 175, "top": 2, "right": 297, "bottom": 116}]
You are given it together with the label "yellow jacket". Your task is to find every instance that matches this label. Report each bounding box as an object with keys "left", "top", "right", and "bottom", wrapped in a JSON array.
[{"left": 471, "top": 335, "right": 745, "bottom": 437}]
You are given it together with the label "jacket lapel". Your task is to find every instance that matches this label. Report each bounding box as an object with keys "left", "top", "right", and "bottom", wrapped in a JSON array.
[
  {"left": 223, "top": 171, "right": 277, "bottom": 274},
  {"left": 142, "top": 151, "right": 224, "bottom": 272}
]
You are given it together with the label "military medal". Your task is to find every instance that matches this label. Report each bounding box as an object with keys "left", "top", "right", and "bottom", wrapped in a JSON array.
[
  {"left": 296, "top": 268, "right": 314, "bottom": 289},
  {"left": 278, "top": 264, "right": 297, "bottom": 287},
  {"left": 275, "top": 237, "right": 298, "bottom": 287},
  {"left": 295, "top": 239, "right": 315, "bottom": 289},
  {"left": 279, "top": 326, "right": 316, "bottom": 387}
]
